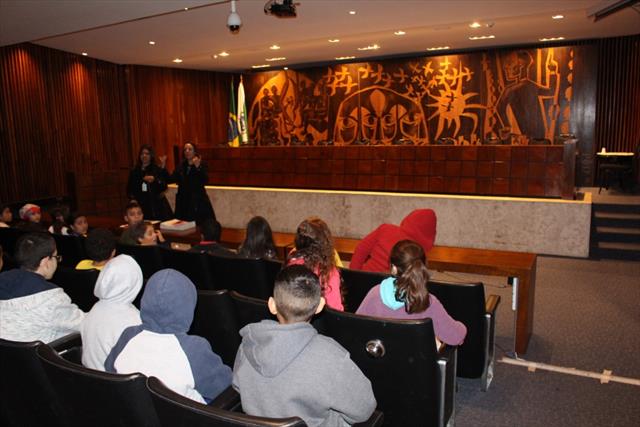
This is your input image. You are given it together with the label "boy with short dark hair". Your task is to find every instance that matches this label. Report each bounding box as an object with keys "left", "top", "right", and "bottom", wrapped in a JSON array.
[
  {"left": 119, "top": 201, "right": 144, "bottom": 245},
  {"left": 76, "top": 228, "right": 116, "bottom": 270},
  {"left": 233, "top": 265, "right": 376, "bottom": 426},
  {"left": 0, "top": 232, "right": 84, "bottom": 342}
]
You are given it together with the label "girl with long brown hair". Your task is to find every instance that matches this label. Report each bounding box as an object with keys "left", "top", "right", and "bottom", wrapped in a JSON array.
[
  {"left": 287, "top": 217, "right": 344, "bottom": 311},
  {"left": 356, "top": 240, "right": 466, "bottom": 345}
]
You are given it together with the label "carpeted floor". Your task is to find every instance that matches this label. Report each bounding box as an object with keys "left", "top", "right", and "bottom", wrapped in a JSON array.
[{"left": 430, "top": 255, "right": 640, "bottom": 427}]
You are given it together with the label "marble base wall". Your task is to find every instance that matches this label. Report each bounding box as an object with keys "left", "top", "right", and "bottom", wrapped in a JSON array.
[{"left": 166, "top": 186, "right": 592, "bottom": 258}]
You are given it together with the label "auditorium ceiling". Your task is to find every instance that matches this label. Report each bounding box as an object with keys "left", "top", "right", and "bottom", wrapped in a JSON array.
[{"left": 0, "top": 0, "right": 638, "bottom": 71}]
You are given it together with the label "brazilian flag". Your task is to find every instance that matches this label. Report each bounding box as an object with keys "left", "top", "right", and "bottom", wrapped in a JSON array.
[{"left": 227, "top": 78, "right": 239, "bottom": 147}]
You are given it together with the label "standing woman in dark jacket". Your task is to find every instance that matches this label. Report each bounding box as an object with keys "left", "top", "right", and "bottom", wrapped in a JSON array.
[
  {"left": 171, "top": 142, "right": 216, "bottom": 222},
  {"left": 127, "top": 144, "right": 172, "bottom": 221}
]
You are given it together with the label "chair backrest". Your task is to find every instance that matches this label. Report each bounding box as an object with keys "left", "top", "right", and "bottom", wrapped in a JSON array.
[
  {"left": 160, "top": 247, "right": 215, "bottom": 290},
  {"left": 316, "top": 309, "right": 444, "bottom": 427},
  {"left": 189, "top": 290, "right": 241, "bottom": 367},
  {"left": 428, "top": 279, "right": 487, "bottom": 378},
  {"left": 51, "top": 266, "right": 100, "bottom": 312},
  {"left": 229, "top": 291, "right": 275, "bottom": 330},
  {"left": 0, "top": 227, "right": 25, "bottom": 257},
  {"left": 37, "top": 344, "right": 160, "bottom": 427},
  {"left": 209, "top": 255, "right": 280, "bottom": 300},
  {"left": 339, "top": 268, "right": 387, "bottom": 312},
  {"left": 0, "top": 339, "right": 66, "bottom": 427},
  {"left": 116, "top": 243, "right": 163, "bottom": 280},
  {"left": 53, "top": 234, "right": 87, "bottom": 267},
  {"left": 147, "top": 377, "right": 307, "bottom": 427}
]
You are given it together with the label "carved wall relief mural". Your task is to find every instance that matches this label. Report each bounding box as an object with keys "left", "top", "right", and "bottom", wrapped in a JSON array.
[{"left": 244, "top": 46, "right": 573, "bottom": 146}]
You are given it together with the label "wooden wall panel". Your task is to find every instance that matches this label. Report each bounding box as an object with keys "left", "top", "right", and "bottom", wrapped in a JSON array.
[
  {"left": 125, "top": 65, "right": 231, "bottom": 171},
  {"left": 0, "top": 43, "right": 129, "bottom": 204},
  {"left": 594, "top": 35, "right": 640, "bottom": 154}
]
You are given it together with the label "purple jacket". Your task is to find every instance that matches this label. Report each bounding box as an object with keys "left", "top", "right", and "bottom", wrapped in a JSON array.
[{"left": 356, "top": 285, "right": 467, "bottom": 345}]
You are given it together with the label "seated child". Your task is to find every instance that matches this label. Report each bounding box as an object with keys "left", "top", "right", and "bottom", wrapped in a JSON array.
[
  {"left": 48, "top": 207, "right": 70, "bottom": 235},
  {"left": 119, "top": 201, "right": 144, "bottom": 245},
  {"left": 17, "top": 203, "right": 45, "bottom": 232},
  {"left": 81, "top": 254, "right": 142, "bottom": 371},
  {"left": 0, "top": 204, "right": 13, "bottom": 228},
  {"left": 68, "top": 212, "right": 89, "bottom": 237},
  {"left": 106, "top": 269, "right": 232, "bottom": 404},
  {"left": 190, "top": 218, "right": 236, "bottom": 257},
  {"left": 129, "top": 221, "right": 165, "bottom": 246},
  {"left": 287, "top": 217, "right": 344, "bottom": 310},
  {"left": 233, "top": 265, "right": 376, "bottom": 426},
  {"left": 76, "top": 228, "right": 116, "bottom": 271},
  {"left": 356, "top": 240, "right": 467, "bottom": 346},
  {"left": 237, "top": 216, "right": 277, "bottom": 260}
]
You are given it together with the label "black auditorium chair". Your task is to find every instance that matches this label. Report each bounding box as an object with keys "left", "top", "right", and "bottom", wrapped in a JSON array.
[
  {"left": 37, "top": 344, "right": 160, "bottom": 427},
  {"left": 0, "top": 227, "right": 25, "bottom": 257},
  {"left": 51, "top": 266, "right": 100, "bottom": 312},
  {"left": 429, "top": 279, "right": 501, "bottom": 391},
  {"left": 209, "top": 255, "right": 280, "bottom": 300},
  {"left": 116, "top": 243, "right": 164, "bottom": 280},
  {"left": 53, "top": 234, "right": 87, "bottom": 268},
  {"left": 229, "top": 290, "right": 275, "bottom": 329},
  {"left": 147, "top": 377, "right": 307, "bottom": 427},
  {"left": 0, "top": 333, "right": 80, "bottom": 427},
  {"left": 189, "top": 290, "right": 241, "bottom": 367},
  {"left": 315, "top": 309, "right": 457, "bottom": 427},
  {"left": 339, "top": 268, "right": 387, "bottom": 312},
  {"left": 160, "top": 247, "right": 215, "bottom": 290}
]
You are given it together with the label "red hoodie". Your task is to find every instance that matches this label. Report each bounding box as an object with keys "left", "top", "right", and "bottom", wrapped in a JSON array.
[{"left": 349, "top": 209, "right": 437, "bottom": 273}]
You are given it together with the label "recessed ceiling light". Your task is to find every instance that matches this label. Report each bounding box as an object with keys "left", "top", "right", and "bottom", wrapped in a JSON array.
[
  {"left": 468, "top": 35, "right": 495, "bottom": 40},
  {"left": 349, "top": 11, "right": 356, "bottom": 15},
  {"left": 394, "top": 30, "right": 406, "bottom": 36},
  {"left": 266, "top": 57, "right": 286, "bottom": 62},
  {"left": 252, "top": 64, "right": 270, "bottom": 69},
  {"left": 148, "top": 41, "right": 155, "bottom": 45},
  {"left": 552, "top": 14, "right": 564, "bottom": 19},
  {"left": 328, "top": 39, "right": 340, "bottom": 43},
  {"left": 469, "top": 22, "right": 482, "bottom": 28},
  {"left": 219, "top": 51, "right": 229, "bottom": 57},
  {"left": 269, "top": 44, "right": 281, "bottom": 50},
  {"left": 539, "top": 36, "right": 565, "bottom": 41},
  {"left": 173, "top": 58, "right": 183, "bottom": 63},
  {"left": 357, "top": 44, "right": 380, "bottom": 51},
  {"left": 427, "top": 46, "right": 450, "bottom": 51},
  {"left": 81, "top": 52, "right": 88, "bottom": 56},
  {"left": 336, "top": 55, "right": 356, "bottom": 60}
]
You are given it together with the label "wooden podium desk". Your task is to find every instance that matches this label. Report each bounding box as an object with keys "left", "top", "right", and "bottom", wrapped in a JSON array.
[{"left": 333, "top": 238, "right": 537, "bottom": 355}]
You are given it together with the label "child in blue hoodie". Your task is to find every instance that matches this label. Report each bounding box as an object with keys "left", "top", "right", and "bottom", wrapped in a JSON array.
[
  {"left": 105, "top": 269, "right": 231, "bottom": 404},
  {"left": 233, "top": 265, "right": 376, "bottom": 426}
]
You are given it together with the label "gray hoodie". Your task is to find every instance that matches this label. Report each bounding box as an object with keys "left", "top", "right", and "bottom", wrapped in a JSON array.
[{"left": 233, "top": 320, "right": 376, "bottom": 427}]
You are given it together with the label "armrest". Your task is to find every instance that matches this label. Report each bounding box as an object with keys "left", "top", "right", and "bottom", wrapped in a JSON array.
[
  {"left": 354, "top": 409, "right": 384, "bottom": 427},
  {"left": 485, "top": 294, "right": 501, "bottom": 316},
  {"left": 208, "top": 386, "right": 241, "bottom": 411},
  {"left": 49, "top": 332, "right": 81, "bottom": 352},
  {"left": 437, "top": 343, "right": 457, "bottom": 362}
]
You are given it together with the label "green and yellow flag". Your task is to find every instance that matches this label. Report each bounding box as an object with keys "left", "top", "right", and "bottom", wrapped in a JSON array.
[{"left": 227, "top": 78, "right": 239, "bottom": 147}]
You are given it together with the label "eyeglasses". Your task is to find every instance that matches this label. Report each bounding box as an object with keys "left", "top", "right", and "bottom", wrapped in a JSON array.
[{"left": 50, "top": 255, "right": 63, "bottom": 263}]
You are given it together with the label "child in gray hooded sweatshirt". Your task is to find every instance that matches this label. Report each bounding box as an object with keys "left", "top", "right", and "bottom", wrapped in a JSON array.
[{"left": 232, "top": 265, "right": 376, "bottom": 426}]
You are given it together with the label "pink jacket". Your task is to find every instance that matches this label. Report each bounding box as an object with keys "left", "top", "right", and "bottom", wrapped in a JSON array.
[{"left": 287, "top": 257, "right": 344, "bottom": 311}]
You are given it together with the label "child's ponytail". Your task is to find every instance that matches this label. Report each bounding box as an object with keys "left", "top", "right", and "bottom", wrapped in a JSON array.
[{"left": 390, "top": 240, "right": 430, "bottom": 314}]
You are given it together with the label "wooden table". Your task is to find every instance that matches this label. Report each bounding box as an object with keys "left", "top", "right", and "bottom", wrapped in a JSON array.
[{"left": 332, "top": 238, "right": 537, "bottom": 355}]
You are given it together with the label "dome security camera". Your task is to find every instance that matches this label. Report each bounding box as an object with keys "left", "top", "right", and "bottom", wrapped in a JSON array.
[{"left": 228, "top": 1, "right": 241, "bottom": 33}]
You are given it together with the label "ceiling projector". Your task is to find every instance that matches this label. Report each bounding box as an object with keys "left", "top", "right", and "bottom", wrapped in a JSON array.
[{"left": 264, "top": 0, "right": 298, "bottom": 18}]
